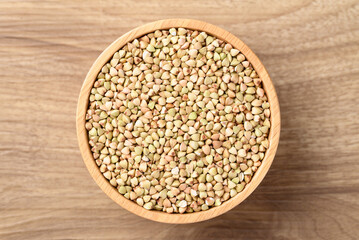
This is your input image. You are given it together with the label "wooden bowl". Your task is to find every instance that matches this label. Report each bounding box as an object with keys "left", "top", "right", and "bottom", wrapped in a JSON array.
[{"left": 76, "top": 19, "right": 280, "bottom": 224}]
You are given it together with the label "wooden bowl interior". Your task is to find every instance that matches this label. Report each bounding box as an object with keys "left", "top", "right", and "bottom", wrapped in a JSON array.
[{"left": 76, "top": 19, "right": 280, "bottom": 224}]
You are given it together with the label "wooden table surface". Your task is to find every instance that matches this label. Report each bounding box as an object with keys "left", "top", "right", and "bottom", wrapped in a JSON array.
[{"left": 1, "top": 0, "right": 358, "bottom": 239}]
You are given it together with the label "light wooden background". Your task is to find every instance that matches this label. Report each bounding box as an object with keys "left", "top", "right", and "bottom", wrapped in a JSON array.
[{"left": 1, "top": 0, "right": 358, "bottom": 239}]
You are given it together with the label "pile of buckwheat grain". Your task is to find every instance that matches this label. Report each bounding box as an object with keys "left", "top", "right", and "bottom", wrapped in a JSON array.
[{"left": 85, "top": 28, "right": 270, "bottom": 213}]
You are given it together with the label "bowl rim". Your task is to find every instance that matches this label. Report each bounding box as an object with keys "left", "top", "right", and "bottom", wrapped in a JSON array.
[{"left": 76, "top": 18, "right": 281, "bottom": 224}]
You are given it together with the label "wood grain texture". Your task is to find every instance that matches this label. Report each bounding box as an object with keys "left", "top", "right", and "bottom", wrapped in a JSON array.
[
  {"left": 0, "top": 0, "right": 358, "bottom": 238},
  {"left": 77, "top": 19, "right": 280, "bottom": 224}
]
